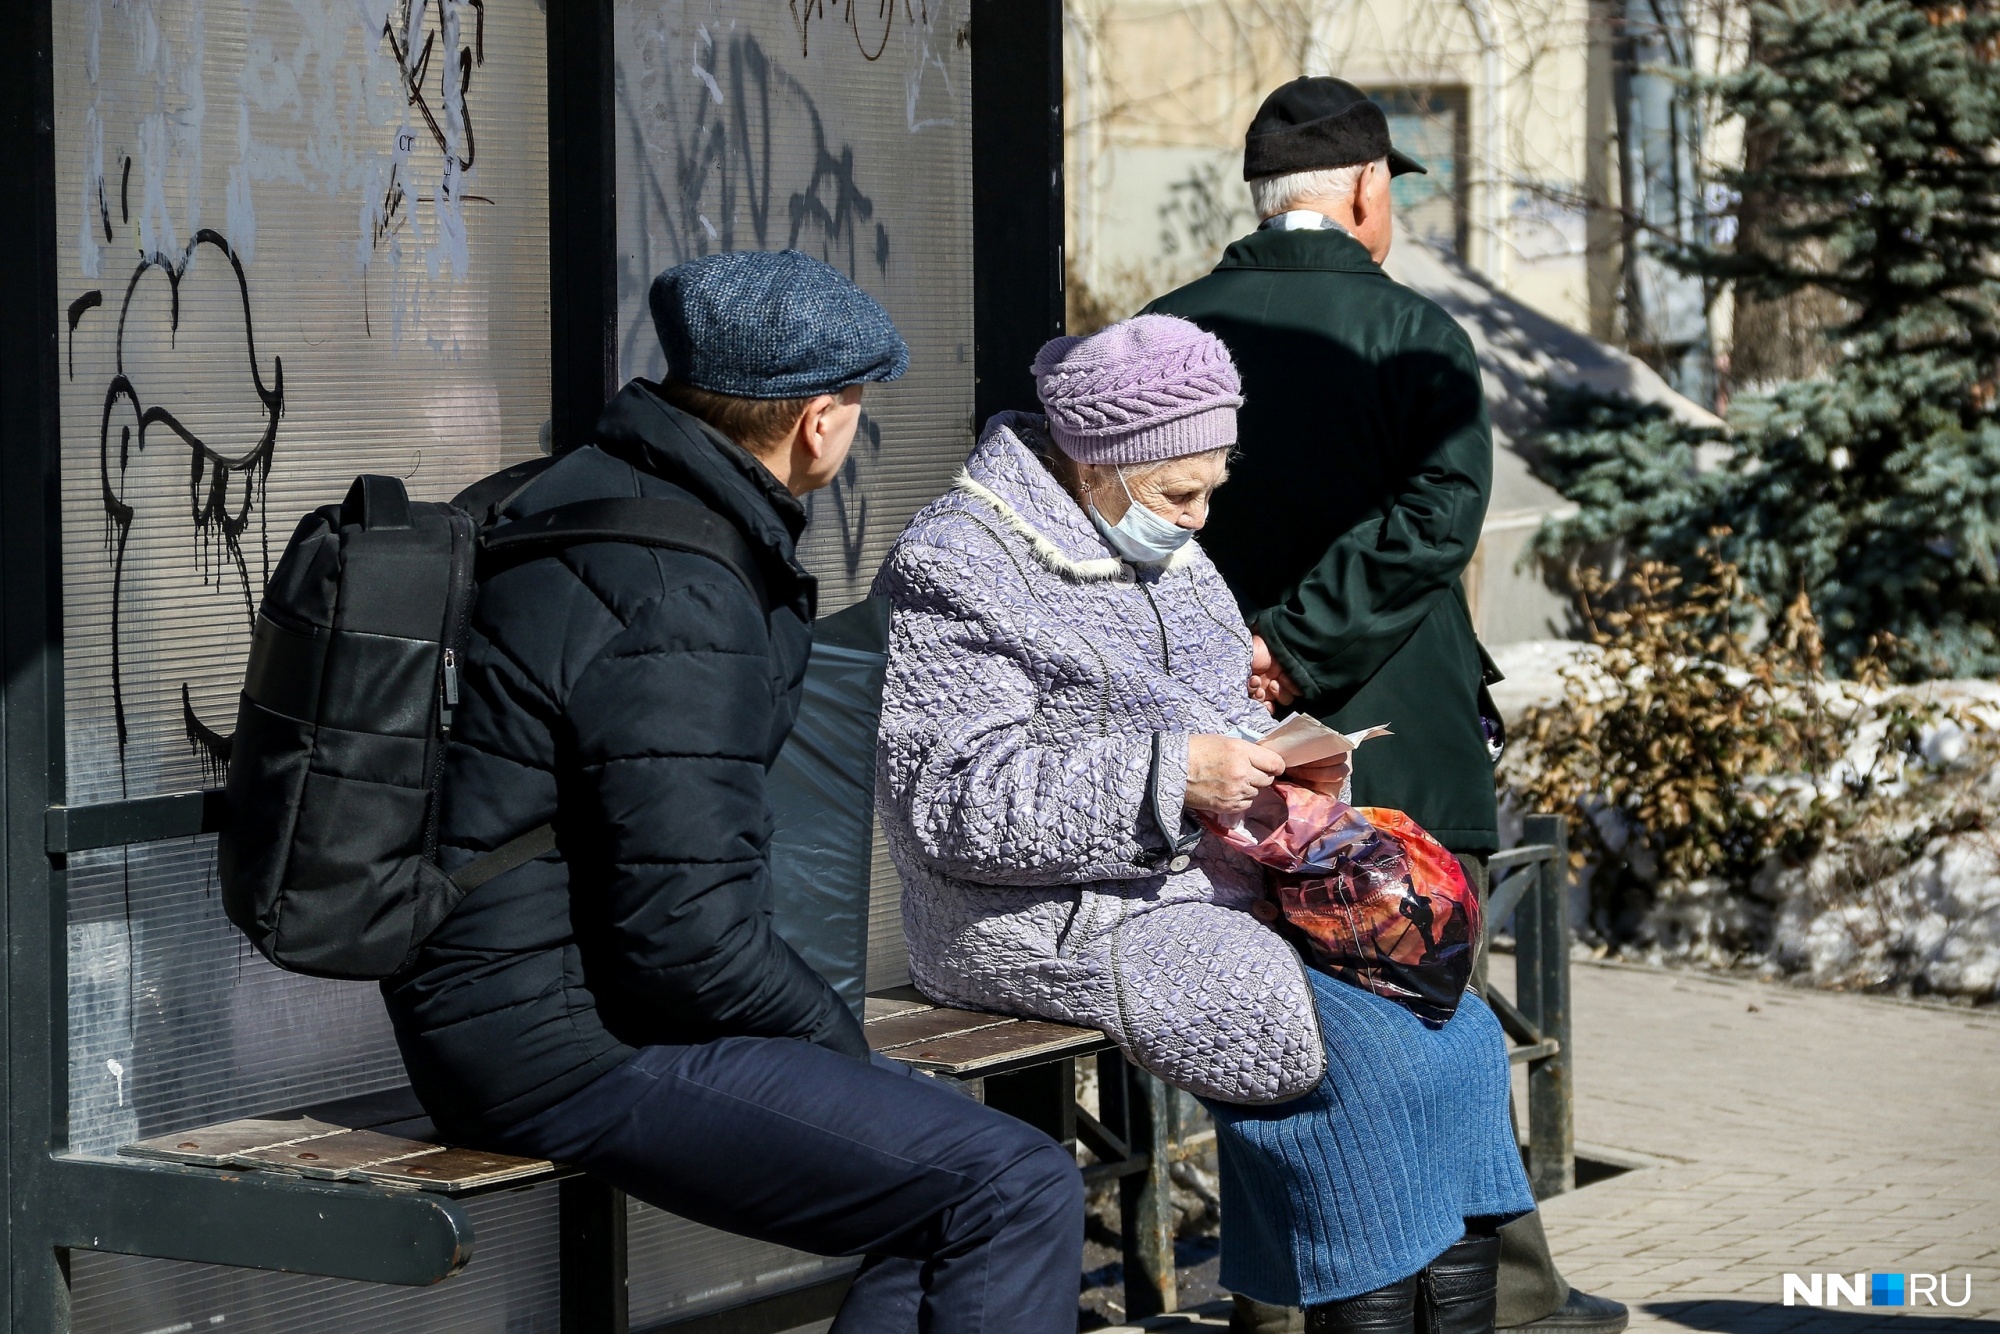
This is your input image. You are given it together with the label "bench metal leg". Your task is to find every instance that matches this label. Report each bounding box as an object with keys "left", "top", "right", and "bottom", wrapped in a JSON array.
[
  {"left": 1517, "top": 814, "right": 1575, "bottom": 1199},
  {"left": 560, "top": 1176, "right": 628, "bottom": 1334},
  {"left": 982, "top": 1058, "right": 1076, "bottom": 1145},
  {"left": 1099, "top": 1056, "right": 1175, "bottom": 1319}
]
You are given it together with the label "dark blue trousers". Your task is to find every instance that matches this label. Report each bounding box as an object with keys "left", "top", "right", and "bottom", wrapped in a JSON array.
[{"left": 493, "top": 1038, "right": 1084, "bottom": 1334}]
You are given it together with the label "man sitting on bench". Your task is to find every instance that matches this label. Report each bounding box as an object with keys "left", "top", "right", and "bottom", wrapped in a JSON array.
[{"left": 381, "top": 249, "right": 1084, "bottom": 1333}]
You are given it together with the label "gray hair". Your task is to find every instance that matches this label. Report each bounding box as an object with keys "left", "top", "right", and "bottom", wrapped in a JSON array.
[
  {"left": 1105, "top": 446, "right": 1234, "bottom": 483},
  {"left": 1248, "top": 159, "right": 1385, "bottom": 218},
  {"left": 1039, "top": 439, "right": 1232, "bottom": 502}
]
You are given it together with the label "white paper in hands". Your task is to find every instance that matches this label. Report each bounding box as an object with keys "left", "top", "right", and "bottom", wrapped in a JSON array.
[
  {"left": 1254, "top": 713, "right": 1392, "bottom": 767},
  {"left": 1222, "top": 713, "right": 1390, "bottom": 808}
]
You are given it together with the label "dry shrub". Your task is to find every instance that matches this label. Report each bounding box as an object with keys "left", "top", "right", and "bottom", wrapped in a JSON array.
[{"left": 1505, "top": 547, "right": 1997, "bottom": 969}]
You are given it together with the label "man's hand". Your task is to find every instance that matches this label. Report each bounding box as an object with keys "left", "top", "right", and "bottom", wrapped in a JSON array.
[
  {"left": 1249, "top": 633, "right": 1302, "bottom": 709},
  {"left": 1283, "top": 752, "right": 1352, "bottom": 798},
  {"left": 1185, "top": 735, "right": 1286, "bottom": 818}
]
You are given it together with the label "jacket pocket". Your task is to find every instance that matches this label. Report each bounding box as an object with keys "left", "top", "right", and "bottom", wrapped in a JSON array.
[{"left": 1053, "top": 888, "right": 1092, "bottom": 958}]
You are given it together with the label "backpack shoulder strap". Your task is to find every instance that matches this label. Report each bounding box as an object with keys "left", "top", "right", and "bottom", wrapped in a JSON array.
[
  {"left": 449, "top": 822, "right": 557, "bottom": 892},
  {"left": 480, "top": 495, "right": 771, "bottom": 611},
  {"left": 454, "top": 456, "right": 560, "bottom": 525}
]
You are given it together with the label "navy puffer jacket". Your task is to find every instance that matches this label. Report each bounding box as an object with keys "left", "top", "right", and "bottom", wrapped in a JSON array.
[{"left": 382, "top": 381, "right": 869, "bottom": 1143}]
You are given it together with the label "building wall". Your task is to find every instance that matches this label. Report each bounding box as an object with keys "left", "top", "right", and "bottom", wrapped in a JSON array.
[{"left": 1063, "top": 0, "right": 1614, "bottom": 336}]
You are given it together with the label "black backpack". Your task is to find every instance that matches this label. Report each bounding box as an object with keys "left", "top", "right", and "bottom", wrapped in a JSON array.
[{"left": 218, "top": 462, "right": 769, "bottom": 981}]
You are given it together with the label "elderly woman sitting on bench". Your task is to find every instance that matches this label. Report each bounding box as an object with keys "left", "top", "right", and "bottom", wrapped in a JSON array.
[{"left": 871, "top": 315, "right": 1535, "bottom": 1334}]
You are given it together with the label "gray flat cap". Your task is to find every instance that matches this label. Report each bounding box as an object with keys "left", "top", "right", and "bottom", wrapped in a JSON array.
[{"left": 649, "top": 249, "right": 910, "bottom": 400}]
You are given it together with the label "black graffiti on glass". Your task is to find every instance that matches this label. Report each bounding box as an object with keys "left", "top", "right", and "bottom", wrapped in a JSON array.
[
  {"left": 68, "top": 290, "right": 103, "bottom": 380},
  {"left": 617, "top": 31, "right": 893, "bottom": 375},
  {"left": 385, "top": 0, "right": 484, "bottom": 171},
  {"left": 71, "top": 229, "right": 283, "bottom": 782},
  {"left": 619, "top": 30, "right": 897, "bottom": 582},
  {"left": 791, "top": 130, "right": 890, "bottom": 280},
  {"left": 90, "top": 156, "right": 132, "bottom": 252},
  {"left": 372, "top": 0, "right": 490, "bottom": 252},
  {"left": 789, "top": 0, "right": 932, "bottom": 61}
]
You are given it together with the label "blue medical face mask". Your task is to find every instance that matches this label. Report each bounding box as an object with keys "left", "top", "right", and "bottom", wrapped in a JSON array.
[{"left": 1088, "top": 468, "right": 1195, "bottom": 564}]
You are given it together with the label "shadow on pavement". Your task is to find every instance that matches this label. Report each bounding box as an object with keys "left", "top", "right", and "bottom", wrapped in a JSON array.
[{"left": 1646, "top": 1300, "right": 2000, "bottom": 1331}]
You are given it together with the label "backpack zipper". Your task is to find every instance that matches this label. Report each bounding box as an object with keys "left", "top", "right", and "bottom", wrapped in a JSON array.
[
  {"left": 426, "top": 511, "right": 477, "bottom": 862},
  {"left": 441, "top": 648, "right": 460, "bottom": 734}
]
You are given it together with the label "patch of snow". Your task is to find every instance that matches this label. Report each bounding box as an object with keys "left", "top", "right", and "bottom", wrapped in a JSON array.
[
  {"left": 1501, "top": 646, "right": 2000, "bottom": 1003},
  {"left": 1769, "top": 830, "right": 2000, "bottom": 1002},
  {"left": 1488, "top": 638, "right": 1602, "bottom": 720}
]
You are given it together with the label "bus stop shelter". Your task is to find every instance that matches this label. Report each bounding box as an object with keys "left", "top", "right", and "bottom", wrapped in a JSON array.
[{"left": 0, "top": 2, "right": 1065, "bottom": 1328}]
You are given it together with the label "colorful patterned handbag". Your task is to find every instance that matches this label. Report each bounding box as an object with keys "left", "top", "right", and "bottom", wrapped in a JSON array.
[{"left": 1207, "top": 782, "right": 1482, "bottom": 1024}]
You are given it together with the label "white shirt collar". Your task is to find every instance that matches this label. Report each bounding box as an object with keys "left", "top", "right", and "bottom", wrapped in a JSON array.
[{"left": 1259, "top": 209, "right": 1353, "bottom": 235}]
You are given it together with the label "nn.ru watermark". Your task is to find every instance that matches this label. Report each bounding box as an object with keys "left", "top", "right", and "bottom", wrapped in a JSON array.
[{"left": 1783, "top": 1273, "right": 1973, "bottom": 1307}]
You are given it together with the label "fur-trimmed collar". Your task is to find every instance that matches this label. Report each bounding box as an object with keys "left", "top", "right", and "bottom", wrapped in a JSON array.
[{"left": 952, "top": 413, "right": 1199, "bottom": 583}]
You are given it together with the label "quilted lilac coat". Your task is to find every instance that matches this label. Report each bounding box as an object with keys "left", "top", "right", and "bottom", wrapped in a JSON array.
[{"left": 872, "top": 413, "right": 1326, "bottom": 1104}]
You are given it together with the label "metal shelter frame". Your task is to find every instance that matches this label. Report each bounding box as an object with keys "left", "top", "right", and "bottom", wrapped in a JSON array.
[{"left": 0, "top": 1, "right": 1064, "bottom": 1328}]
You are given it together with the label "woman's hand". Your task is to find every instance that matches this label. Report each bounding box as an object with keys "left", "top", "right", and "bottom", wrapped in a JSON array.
[
  {"left": 1248, "top": 634, "right": 1301, "bottom": 709},
  {"left": 1284, "top": 752, "right": 1352, "bottom": 798},
  {"left": 1185, "top": 735, "right": 1286, "bottom": 818}
]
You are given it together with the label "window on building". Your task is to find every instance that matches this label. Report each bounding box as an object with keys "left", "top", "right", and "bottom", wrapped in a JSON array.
[{"left": 1368, "top": 87, "right": 1468, "bottom": 259}]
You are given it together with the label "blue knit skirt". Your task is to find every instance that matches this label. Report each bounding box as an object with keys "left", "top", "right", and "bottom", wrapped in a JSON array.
[{"left": 1203, "top": 972, "right": 1535, "bottom": 1306}]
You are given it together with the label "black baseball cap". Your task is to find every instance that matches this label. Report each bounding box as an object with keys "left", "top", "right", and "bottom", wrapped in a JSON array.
[{"left": 1243, "top": 77, "right": 1428, "bottom": 181}]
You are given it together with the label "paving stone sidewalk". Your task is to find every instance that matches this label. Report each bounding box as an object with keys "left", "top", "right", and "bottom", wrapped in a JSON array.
[{"left": 1535, "top": 959, "right": 2000, "bottom": 1332}]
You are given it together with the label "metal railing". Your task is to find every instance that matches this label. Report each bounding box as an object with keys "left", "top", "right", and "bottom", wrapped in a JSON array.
[{"left": 1482, "top": 813, "right": 1577, "bottom": 1200}]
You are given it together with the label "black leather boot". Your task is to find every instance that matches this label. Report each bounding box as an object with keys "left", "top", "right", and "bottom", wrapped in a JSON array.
[
  {"left": 1303, "top": 1275, "right": 1418, "bottom": 1334},
  {"left": 1418, "top": 1233, "right": 1502, "bottom": 1334}
]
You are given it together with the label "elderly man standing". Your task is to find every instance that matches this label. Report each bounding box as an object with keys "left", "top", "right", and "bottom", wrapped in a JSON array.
[{"left": 1146, "top": 78, "right": 1629, "bottom": 1334}]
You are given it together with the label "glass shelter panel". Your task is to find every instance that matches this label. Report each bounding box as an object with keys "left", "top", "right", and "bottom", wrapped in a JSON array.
[
  {"left": 626, "top": 1201, "right": 862, "bottom": 1330},
  {"left": 613, "top": 0, "right": 976, "bottom": 612},
  {"left": 611, "top": 0, "right": 976, "bottom": 1310},
  {"left": 56, "top": 0, "right": 552, "bottom": 807},
  {"left": 51, "top": 0, "right": 555, "bottom": 1327},
  {"left": 614, "top": 1, "right": 975, "bottom": 990},
  {"left": 69, "top": 1188, "right": 559, "bottom": 1334}
]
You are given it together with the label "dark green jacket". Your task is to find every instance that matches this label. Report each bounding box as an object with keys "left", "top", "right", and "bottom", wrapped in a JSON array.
[{"left": 1146, "top": 227, "right": 1499, "bottom": 852}]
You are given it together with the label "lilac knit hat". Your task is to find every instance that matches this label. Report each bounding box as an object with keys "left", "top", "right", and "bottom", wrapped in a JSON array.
[{"left": 1031, "top": 314, "right": 1244, "bottom": 465}]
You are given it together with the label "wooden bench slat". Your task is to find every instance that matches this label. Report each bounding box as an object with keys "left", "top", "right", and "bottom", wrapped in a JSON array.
[
  {"left": 236, "top": 1130, "right": 442, "bottom": 1180},
  {"left": 862, "top": 990, "right": 1115, "bottom": 1078},
  {"left": 885, "top": 1019, "right": 1110, "bottom": 1076},
  {"left": 865, "top": 1007, "right": 1021, "bottom": 1051},
  {"left": 355, "top": 1147, "right": 555, "bottom": 1192},
  {"left": 122, "top": 1117, "right": 349, "bottom": 1167},
  {"left": 120, "top": 1117, "right": 555, "bottom": 1194},
  {"left": 864, "top": 995, "right": 931, "bottom": 1022}
]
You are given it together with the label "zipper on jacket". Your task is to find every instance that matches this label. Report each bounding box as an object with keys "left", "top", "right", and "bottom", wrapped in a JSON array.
[
  {"left": 426, "top": 511, "right": 477, "bottom": 862},
  {"left": 1139, "top": 581, "right": 1173, "bottom": 675}
]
